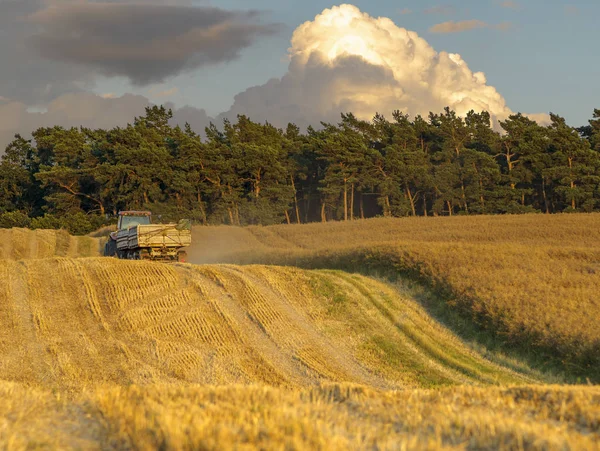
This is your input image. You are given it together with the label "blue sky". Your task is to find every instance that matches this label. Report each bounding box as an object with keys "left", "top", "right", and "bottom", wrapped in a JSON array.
[{"left": 92, "top": 0, "right": 599, "bottom": 126}]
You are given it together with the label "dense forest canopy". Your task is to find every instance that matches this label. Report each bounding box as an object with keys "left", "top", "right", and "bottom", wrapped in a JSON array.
[{"left": 1, "top": 106, "right": 599, "bottom": 233}]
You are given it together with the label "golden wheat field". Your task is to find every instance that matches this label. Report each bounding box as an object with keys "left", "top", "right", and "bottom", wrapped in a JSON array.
[{"left": 1, "top": 216, "right": 600, "bottom": 449}]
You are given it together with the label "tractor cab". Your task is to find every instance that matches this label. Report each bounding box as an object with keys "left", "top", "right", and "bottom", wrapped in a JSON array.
[{"left": 117, "top": 211, "right": 152, "bottom": 230}]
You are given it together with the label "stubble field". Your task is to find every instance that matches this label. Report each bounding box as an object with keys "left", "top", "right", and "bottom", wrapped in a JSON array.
[
  {"left": 191, "top": 214, "right": 600, "bottom": 380},
  {"left": 0, "top": 215, "right": 599, "bottom": 449}
]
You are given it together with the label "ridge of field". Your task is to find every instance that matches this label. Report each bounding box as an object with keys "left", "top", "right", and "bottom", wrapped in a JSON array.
[
  {"left": 189, "top": 214, "right": 600, "bottom": 380},
  {"left": 0, "top": 257, "right": 533, "bottom": 390},
  {"left": 1, "top": 382, "right": 599, "bottom": 450},
  {"left": 0, "top": 228, "right": 100, "bottom": 260}
]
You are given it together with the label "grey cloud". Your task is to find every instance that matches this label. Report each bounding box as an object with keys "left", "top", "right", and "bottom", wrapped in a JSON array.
[
  {"left": 91, "top": 0, "right": 194, "bottom": 4},
  {"left": 170, "top": 105, "right": 213, "bottom": 133},
  {"left": 0, "top": 93, "right": 149, "bottom": 150},
  {"left": 0, "top": 0, "right": 95, "bottom": 104},
  {"left": 565, "top": 5, "right": 579, "bottom": 15},
  {"left": 429, "top": 20, "right": 511, "bottom": 33},
  {"left": 0, "top": 0, "right": 277, "bottom": 108},
  {"left": 27, "top": 3, "right": 281, "bottom": 85},
  {"left": 0, "top": 92, "right": 213, "bottom": 151},
  {"left": 424, "top": 5, "right": 456, "bottom": 15},
  {"left": 499, "top": 1, "right": 521, "bottom": 10},
  {"left": 0, "top": 0, "right": 189, "bottom": 105}
]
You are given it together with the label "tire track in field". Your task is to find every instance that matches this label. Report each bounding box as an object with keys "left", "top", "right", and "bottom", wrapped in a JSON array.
[
  {"left": 190, "top": 267, "right": 311, "bottom": 386},
  {"left": 214, "top": 265, "right": 387, "bottom": 387}
]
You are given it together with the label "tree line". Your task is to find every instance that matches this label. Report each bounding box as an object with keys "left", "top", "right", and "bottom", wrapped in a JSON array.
[{"left": 1, "top": 105, "right": 599, "bottom": 233}]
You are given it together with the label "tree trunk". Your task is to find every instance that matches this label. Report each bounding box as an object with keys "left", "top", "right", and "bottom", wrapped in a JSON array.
[
  {"left": 384, "top": 196, "right": 391, "bottom": 217},
  {"left": 350, "top": 183, "right": 355, "bottom": 221},
  {"left": 479, "top": 178, "right": 485, "bottom": 212},
  {"left": 196, "top": 192, "right": 207, "bottom": 224},
  {"left": 227, "top": 208, "right": 234, "bottom": 225},
  {"left": 406, "top": 185, "right": 416, "bottom": 217},
  {"left": 461, "top": 182, "right": 469, "bottom": 214},
  {"left": 284, "top": 210, "right": 291, "bottom": 225},
  {"left": 505, "top": 142, "right": 516, "bottom": 190},
  {"left": 542, "top": 179, "right": 550, "bottom": 214},
  {"left": 447, "top": 200, "right": 453, "bottom": 216},
  {"left": 321, "top": 202, "right": 327, "bottom": 223},
  {"left": 471, "top": 162, "right": 485, "bottom": 212},
  {"left": 230, "top": 196, "right": 240, "bottom": 225},
  {"left": 304, "top": 196, "right": 310, "bottom": 224},
  {"left": 255, "top": 169, "right": 261, "bottom": 198},
  {"left": 423, "top": 194, "right": 428, "bottom": 217},
  {"left": 360, "top": 193, "right": 365, "bottom": 219},
  {"left": 568, "top": 156, "right": 575, "bottom": 209},
  {"left": 291, "top": 176, "right": 301, "bottom": 224},
  {"left": 343, "top": 178, "right": 348, "bottom": 221},
  {"left": 197, "top": 191, "right": 207, "bottom": 224}
]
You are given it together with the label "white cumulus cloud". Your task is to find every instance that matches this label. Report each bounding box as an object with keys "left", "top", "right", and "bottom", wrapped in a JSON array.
[{"left": 222, "top": 4, "right": 533, "bottom": 129}]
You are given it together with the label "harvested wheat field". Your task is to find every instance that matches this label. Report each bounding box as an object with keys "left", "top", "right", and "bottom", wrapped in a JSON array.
[
  {"left": 191, "top": 213, "right": 600, "bottom": 380},
  {"left": 2, "top": 382, "right": 599, "bottom": 450},
  {"left": 0, "top": 258, "right": 532, "bottom": 389},
  {"left": 1, "top": 216, "right": 600, "bottom": 449},
  {"left": 0, "top": 228, "right": 100, "bottom": 260}
]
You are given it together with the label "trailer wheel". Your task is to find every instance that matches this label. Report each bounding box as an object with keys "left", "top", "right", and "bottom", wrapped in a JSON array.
[{"left": 177, "top": 251, "right": 187, "bottom": 263}]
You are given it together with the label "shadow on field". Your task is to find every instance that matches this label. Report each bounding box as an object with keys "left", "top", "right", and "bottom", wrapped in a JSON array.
[{"left": 188, "top": 241, "right": 592, "bottom": 385}]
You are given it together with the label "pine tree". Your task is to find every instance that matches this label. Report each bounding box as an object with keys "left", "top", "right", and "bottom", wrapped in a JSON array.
[
  {"left": 0, "top": 135, "right": 37, "bottom": 213},
  {"left": 546, "top": 114, "right": 600, "bottom": 212}
]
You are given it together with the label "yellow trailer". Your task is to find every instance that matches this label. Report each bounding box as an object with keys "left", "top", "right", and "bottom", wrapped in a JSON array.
[{"left": 105, "top": 211, "right": 192, "bottom": 262}]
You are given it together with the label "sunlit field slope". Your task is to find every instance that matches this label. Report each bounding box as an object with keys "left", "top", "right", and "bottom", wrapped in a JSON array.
[
  {"left": 1, "top": 257, "right": 599, "bottom": 449},
  {"left": 191, "top": 214, "right": 600, "bottom": 379},
  {"left": 0, "top": 258, "right": 530, "bottom": 389},
  {"left": 0, "top": 228, "right": 100, "bottom": 260}
]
